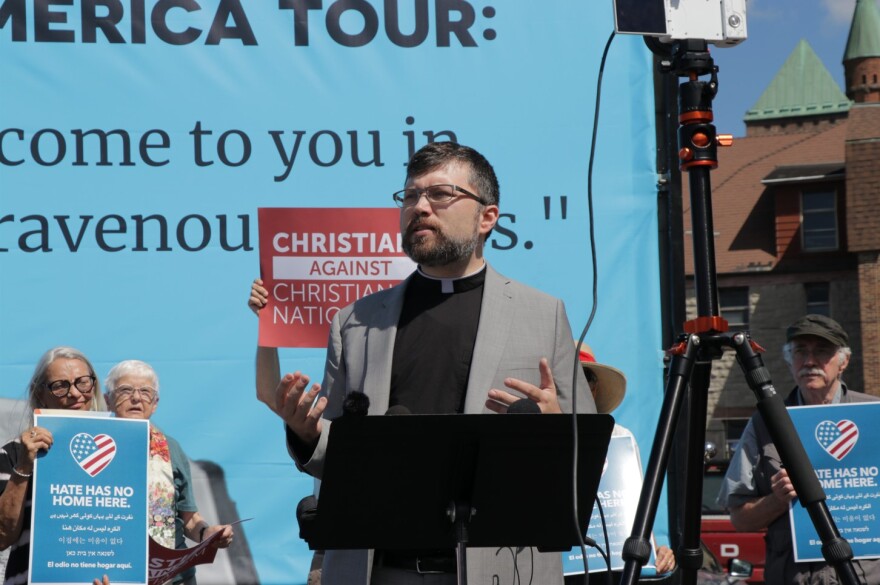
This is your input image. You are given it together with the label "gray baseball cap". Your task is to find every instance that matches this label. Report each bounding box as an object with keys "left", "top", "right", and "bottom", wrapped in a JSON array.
[{"left": 786, "top": 314, "right": 849, "bottom": 347}]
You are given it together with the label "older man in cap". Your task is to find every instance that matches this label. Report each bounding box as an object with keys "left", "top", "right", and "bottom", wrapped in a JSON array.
[{"left": 718, "top": 314, "right": 880, "bottom": 584}]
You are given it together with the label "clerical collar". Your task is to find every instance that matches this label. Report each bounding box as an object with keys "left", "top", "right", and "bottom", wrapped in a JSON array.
[{"left": 415, "top": 264, "right": 487, "bottom": 294}]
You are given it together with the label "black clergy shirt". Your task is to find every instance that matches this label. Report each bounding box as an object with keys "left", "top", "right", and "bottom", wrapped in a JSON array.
[{"left": 389, "top": 265, "right": 485, "bottom": 414}]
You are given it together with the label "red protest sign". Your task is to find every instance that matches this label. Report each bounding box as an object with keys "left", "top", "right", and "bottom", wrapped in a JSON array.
[
  {"left": 147, "top": 517, "right": 251, "bottom": 585},
  {"left": 257, "top": 208, "right": 415, "bottom": 348},
  {"left": 148, "top": 535, "right": 217, "bottom": 585}
]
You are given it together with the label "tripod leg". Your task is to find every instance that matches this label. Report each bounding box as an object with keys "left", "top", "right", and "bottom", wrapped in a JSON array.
[
  {"left": 678, "top": 360, "right": 711, "bottom": 585},
  {"left": 732, "top": 334, "right": 860, "bottom": 585},
  {"left": 620, "top": 334, "right": 700, "bottom": 585}
]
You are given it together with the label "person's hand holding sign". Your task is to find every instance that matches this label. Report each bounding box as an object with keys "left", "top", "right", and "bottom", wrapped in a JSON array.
[
  {"left": 771, "top": 468, "right": 797, "bottom": 505},
  {"left": 249, "top": 277, "right": 284, "bottom": 411},
  {"left": 16, "top": 426, "right": 53, "bottom": 475},
  {"left": 202, "top": 523, "right": 235, "bottom": 548},
  {"left": 248, "top": 278, "right": 269, "bottom": 315}
]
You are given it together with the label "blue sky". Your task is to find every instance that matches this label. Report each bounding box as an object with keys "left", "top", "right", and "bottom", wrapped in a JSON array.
[{"left": 710, "top": 0, "right": 862, "bottom": 137}]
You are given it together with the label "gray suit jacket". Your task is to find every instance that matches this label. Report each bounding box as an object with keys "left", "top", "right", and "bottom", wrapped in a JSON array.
[{"left": 291, "top": 264, "right": 596, "bottom": 584}]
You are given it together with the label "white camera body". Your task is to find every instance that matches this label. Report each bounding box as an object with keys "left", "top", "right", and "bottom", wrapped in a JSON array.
[{"left": 614, "top": 0, "right": 748, "bottom": 48}]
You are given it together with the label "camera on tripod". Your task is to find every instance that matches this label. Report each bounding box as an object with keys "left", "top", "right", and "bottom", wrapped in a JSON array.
[{"left": 612, "top": 0, "right": 747, "bottom": 47}]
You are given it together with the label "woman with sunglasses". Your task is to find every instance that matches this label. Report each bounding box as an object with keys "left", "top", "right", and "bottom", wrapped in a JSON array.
[{"left": 0, "top": 346, "right": 107, "bottom": 585}]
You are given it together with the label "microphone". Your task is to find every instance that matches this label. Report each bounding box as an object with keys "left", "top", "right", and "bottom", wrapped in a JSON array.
[
  {"left": 507, "top": 398, "right": 541, "bottom": 414},
  {"left": 295, "top": 495, "right": 318, "bottom": 543},
  {"left": 342, "top": 392, "right": 370, "bottom": 417},
  {"left": 385, "top": 404, "right": 411, "bottom": 416}
]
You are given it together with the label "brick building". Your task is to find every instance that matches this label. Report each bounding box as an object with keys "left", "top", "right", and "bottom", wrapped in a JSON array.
[{"left": 683, "top": 0, "right": 880, "bottom": 458}]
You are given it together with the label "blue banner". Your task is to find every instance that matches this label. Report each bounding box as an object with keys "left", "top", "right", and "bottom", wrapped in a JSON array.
[
  {"left": 789, "top": 403, "right": 880, "bottom": 561},
  {"left": 1, "top": 2, "right": 664, "bottom": 582},
  {"left": 31, "top": 413, "right": 149, "bottom": 585}
]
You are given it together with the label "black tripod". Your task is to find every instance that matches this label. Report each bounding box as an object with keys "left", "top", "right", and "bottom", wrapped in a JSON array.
[{"left": 617, "top": 39, "right": 861, "bottom": 585}]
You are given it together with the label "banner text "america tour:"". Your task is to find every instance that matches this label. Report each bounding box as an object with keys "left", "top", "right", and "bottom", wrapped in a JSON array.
[{"left": 0, "top": 0, "right": 498, "bottom": 47}]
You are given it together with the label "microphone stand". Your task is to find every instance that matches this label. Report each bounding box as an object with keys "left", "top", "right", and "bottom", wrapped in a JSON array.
[
  {"left": 617, "top": 39, "right": 861, "bottom": 585},
  {"left": 448, "top": 501, "right": 472, "bottom": 585}
]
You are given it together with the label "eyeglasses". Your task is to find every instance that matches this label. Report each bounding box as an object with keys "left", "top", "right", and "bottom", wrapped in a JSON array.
[
  {"left": 114, "top": 386, "right": 157, "bottom": 403},
  {"left": 46, "top": 375, "right": 96, "bottom": 398},
  {"left": 392, "top": 184, "right": 487, "bottom": 208}
]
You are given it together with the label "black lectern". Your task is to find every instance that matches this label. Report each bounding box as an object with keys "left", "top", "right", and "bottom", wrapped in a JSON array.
[{"left": 304, "top": 413, "right": 614, "bottom": 584}]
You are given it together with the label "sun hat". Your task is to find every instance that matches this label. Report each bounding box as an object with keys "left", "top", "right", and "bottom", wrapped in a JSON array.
[{"left": 575, "top": 341, "right": 627, "bottom": 414}]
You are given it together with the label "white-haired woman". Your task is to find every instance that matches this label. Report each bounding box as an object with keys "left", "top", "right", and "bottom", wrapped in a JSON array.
[
  {"left": 0, "top": 346, "right": 107, "bottom": 585},
  {"left": 104, "top": 360, "right": 233, "bottom": 585}
]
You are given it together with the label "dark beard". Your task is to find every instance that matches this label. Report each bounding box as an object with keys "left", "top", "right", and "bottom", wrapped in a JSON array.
[{"left": 402, "top": 226, "right": 480, "bottom": 267}]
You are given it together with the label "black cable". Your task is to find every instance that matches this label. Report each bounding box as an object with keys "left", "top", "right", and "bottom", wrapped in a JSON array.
[
  {"left": 579, "top": 535, "right": 611, "bottom": 585},
  {"left": 573, "top": 28, "right": 616, "bottom": 585},
  {"left": 591, "top": 543, "right": 611, "bottom": 585},
  {"left": 596, "top": 497, "right": 613, "bottom": 585}
]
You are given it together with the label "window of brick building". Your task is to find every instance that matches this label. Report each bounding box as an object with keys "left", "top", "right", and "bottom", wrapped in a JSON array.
[
  {"left": 801, "top": 190, "right": 838, "bottom": 251},
  {"left": 805, "top": 282, "right": 830, "bottom": 316},
  {"left": 723, "top": 418, "right": 749, "bottom": 458},
  {"left": 719, "top": 287, "right": 749, "bottom": 330}
]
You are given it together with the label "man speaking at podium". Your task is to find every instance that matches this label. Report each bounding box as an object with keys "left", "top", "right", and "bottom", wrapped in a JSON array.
[{"left": 255, "top": 141, "right": 595, "bottom": 584}]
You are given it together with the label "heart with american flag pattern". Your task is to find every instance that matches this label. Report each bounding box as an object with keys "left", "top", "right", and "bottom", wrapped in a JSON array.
[
  {"left": 69, "top": 432, "right": 117, "bottom": 477},
  {"left": 815, "top": 420, "right": 859, "bottom": 461}
]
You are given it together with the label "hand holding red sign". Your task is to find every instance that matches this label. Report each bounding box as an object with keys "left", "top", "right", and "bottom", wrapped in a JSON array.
[
  {"left": 91, "top": 523, "right": 242, "bottom": 585},
  {"left": 145, "top": 519, "right": 247, "bottom": 585},
  {"left": 248, "top": 278, "right": 269, "bottom": 315}
]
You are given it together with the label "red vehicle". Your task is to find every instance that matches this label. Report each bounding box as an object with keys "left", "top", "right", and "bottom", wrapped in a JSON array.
[{"left": 701, "top": 461, "right": 766, "bottom": 584}]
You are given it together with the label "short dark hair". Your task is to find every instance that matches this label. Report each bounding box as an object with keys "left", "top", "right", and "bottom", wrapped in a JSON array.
[{"left": 405, "top": 142, "right": 500, "bottom": 206}]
